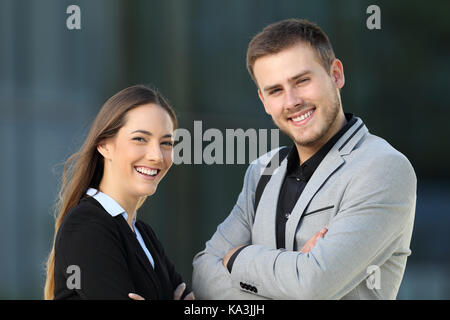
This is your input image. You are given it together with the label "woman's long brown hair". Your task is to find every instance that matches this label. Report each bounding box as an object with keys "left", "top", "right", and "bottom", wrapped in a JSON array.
[{"left": 44, "top": 85, "right": 177, "bottom": 299}]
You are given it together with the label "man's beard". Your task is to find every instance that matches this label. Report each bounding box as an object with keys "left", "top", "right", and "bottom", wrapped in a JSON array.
[{"left": 277, "top": 91, "right": 341, "bottom": 148}]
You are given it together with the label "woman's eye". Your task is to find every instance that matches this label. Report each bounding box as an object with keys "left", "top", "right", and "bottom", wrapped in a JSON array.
[
  {"left": 161, "top": 141, "right": 174, "bottom": 147},
  {"left": 132, "top": 137, "right": 146, "bottom": 142}
]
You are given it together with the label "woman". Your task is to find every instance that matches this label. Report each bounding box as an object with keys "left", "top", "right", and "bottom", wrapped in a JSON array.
[{"left": 44, "top": 85, "right": 194, "bottom": 300}]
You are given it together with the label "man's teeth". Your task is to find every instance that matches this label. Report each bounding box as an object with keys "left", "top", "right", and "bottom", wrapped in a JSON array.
[
  {"left": 292, "top": 110, "right": 314, "bottom": 122},
  {"left": 135, "top": 167, "right": 158, "bottom": 176}
]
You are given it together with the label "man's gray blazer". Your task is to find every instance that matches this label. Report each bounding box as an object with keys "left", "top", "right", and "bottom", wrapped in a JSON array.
[{"left": 192, "top": 117, "right": 416, "bottom": 299}]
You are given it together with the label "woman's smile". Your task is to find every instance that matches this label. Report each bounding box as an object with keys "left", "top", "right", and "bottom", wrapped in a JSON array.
[{"left": 134, "top": 165, "right": 161, "bottom": 180}]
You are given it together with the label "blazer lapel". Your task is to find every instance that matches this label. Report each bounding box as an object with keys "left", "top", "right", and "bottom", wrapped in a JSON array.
[
  {"left": 134, "top": 247, "right": 161, "bottom": 292},
  {"left": 115, "top": 217, "right": 162, "bottom": 298},
  {"left": 284, "top": 118, "right": 368, "bottom": 251},
  {"left": 253, "top": 157, "right": 288, "bottom": 248},
  {"left": 284, "top": 151, "right": 344, "bottom": 250},
  {"left": 134, "top": 229, "right": 164, "bottom": 297}
]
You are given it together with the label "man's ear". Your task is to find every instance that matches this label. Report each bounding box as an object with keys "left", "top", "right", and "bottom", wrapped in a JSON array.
[
  {"left": 258, "top": 89, "right": 271, "bottom": 115},
  {"left": 330, "top": 58, "right": 345, "bottom": 89}
]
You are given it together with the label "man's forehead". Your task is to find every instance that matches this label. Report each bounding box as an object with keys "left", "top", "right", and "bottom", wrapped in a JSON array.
[{"left": 253, "top": 44, "right": 325, "bottom": 87}]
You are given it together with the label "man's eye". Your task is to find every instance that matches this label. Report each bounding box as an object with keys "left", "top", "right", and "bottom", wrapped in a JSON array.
[
  {"left": 269, "top": 88, "right": 281, "bottom": 95},
  {"left": 297, "top": 78, "right": 310, "bottom": 84}
]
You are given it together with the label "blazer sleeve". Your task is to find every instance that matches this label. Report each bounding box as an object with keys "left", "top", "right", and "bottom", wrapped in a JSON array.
[
  {"left": 192, "top": 159, "right": 267, "bottom": 299},
  {"left": 54, "top": 205, "right": 135, "bottom": 299},
  {"left": 229, "top": 152, "right": 417, "bottom": 299}
]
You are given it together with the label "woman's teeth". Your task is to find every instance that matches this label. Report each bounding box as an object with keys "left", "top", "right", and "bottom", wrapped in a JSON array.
[
  {"left": 135, "top": 167, "right": 158, "bottom": 176},
  {"left": 292, "top": 109, "right": 314, "bottom": 122}
]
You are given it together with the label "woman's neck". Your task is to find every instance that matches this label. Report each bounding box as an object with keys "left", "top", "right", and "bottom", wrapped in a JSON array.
[{"left": 98, "top": 179, "right": 139, "bottom": 231}]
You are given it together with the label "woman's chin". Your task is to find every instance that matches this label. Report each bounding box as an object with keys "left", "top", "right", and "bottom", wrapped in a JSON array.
[
  {"left": 143, "top": 188, "right": 157, "bottom": 197},
  {"left": 135, "top": 185, "right": 158, "bottom": 197}
]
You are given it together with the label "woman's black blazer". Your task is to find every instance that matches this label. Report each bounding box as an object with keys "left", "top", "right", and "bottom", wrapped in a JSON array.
[{"left": 54, "top": 196, "right": 186, "bottom": 299}]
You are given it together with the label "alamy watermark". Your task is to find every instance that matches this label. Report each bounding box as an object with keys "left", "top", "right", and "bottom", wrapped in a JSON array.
[
  {"left": 366, "top": 5, "right": 381, "bottom": 30},
  {"left": 66, "top": 5, "right": 81, "bottom": 30},
  {"left": 67, "top": 5, "right": 380, "bottom": 31},
  {"left": 174, "top": 121, "right": 281, "bottom": 173},
  {"left": 66, "top": 265, "right": 81, "bottom": 290}
]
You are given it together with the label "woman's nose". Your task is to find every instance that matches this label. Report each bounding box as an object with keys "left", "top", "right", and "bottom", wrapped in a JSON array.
[{"left": 146, "top": 144, "right": 164, "bottom": 163}]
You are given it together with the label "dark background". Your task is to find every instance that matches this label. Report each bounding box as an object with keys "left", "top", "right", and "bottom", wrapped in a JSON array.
[{"left": 0, "top": 0, "right": 449, "bottom": 299}]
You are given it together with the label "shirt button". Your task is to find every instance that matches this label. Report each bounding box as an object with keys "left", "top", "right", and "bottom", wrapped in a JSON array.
[
  {"left": 296, "top": 178, "right": 300, "bottom": 181},
  {"left": 285, "top": 213, "right": 291, "bottom": 219}
]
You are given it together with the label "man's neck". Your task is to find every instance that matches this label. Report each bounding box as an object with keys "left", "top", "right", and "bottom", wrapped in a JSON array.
[{"left": 295, "top": 112, "right": 347, "bottom": 165}]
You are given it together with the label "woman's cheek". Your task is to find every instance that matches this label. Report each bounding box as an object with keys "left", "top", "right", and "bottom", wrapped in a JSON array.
[{"left": 165, "top": 149, "right": 174, "bottom": 168}]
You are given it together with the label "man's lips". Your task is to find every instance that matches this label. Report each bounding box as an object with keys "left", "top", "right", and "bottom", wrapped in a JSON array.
[
  {"left": 287, "top": 107, "right": 316, "bottom": 121},
  {"left": 287, "top": 107, "right": 316, "bottom": 126}
]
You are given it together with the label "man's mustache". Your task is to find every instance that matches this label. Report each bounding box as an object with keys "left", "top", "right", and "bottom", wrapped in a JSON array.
[{"left": 284, "top": 104, "right": 316, "bottom": 117}]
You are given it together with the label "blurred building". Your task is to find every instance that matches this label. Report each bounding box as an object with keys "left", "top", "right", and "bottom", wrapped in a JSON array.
[{"left": 0, "top": 0, "right": 449, "bottom": 299}]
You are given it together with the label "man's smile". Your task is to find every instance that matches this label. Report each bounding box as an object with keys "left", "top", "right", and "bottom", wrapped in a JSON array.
[{"left": 288, "top": 107, "right": 316, "bottom": 126}]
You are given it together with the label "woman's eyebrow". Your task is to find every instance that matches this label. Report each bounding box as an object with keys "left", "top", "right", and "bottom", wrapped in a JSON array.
[
  {"left": 131, "top": 129, "right": 172, "bottom": 138},
  {"left": 131, "top": 129, "right": 152, "bottom": 136}
]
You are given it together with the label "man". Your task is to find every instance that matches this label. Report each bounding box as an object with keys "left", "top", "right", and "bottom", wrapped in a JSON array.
[{"left": 192, "top": 18, "right": 416, "bottom": 299}]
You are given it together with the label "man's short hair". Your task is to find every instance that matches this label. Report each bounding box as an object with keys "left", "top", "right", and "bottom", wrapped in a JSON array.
[{"left": 246, "top": 18, "right": 336, "bottom": 85}]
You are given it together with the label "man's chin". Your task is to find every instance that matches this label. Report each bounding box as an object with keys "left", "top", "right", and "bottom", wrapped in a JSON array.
[
  {"left": 293, "top": 137, "right": 318, "bottom": 147},
  {"left": 283, "top": 129, "right": 318, "bottom": 147}
]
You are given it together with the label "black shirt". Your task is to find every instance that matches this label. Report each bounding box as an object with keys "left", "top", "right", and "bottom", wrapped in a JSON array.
[{"left": 276, "top": 114, "right": 356, "bottom": 248}]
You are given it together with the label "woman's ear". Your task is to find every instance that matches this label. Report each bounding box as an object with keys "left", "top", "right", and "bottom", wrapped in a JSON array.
[{"left": 97, "top": 140, "right": 112, "bottom": 160}]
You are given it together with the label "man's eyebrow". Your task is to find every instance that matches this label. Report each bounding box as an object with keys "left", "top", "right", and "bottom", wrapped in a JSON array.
[
  {"left": 131, "top": 129, "right": 173, "bottom": 139},
  {"left": 262, "top": 70, "right": 312, "bottom": 93},
  {"left": 263, "top": 83, "right": 282, "bottom": 93},
  {"left": 290, "top": 70, "right": 312, "bottom": 81}
]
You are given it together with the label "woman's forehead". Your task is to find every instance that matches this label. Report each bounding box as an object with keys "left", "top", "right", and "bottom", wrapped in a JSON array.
[{"left": 123, "top": 104, "right": 174, "bottom": 133}]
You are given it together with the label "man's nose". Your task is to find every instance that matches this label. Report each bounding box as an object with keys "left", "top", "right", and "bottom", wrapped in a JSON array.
[{"left": 284, "top": 88, "right": 304, "bottom": 110}]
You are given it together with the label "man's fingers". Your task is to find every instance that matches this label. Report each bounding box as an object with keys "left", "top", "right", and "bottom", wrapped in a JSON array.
[
  {"left": 174, "top": 282, "right": 186, "bottom": 300},
  {"left": 300, "top": 226, "right": 328, "bottom": 253},
  {"left": 128, "top": 293, "right": 145, "bottom": 300}
]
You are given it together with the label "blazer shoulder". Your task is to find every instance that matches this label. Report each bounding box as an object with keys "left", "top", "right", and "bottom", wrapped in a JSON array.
[
  {"left": 58, "top": 197, "right": 117, "bottom": 235},
  {"left": 245, "top": 146, "right": 289, "bottom": 186},
  {"left": 250, "top": 146, "right": 287, "bottom": 168},
  {"left": 350, "top": 133, "right": 416, "bottom": 182},
  {"left": 353, "top": 132, "right": 410, "bottom": 162}
]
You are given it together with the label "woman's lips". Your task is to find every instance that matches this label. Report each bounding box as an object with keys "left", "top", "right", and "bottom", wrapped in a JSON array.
[{"left": 134, "top": 166, "right": 160, "bottom": 180}]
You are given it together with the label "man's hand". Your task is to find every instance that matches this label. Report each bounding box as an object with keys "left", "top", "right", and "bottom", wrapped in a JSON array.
[
  {"left": 300, "top": 226, "right": 328, "bottom": 253},
  {"left": 222, "top": 245, "right": 246, "bottom": 268},
  {"left": 128, "top": 282, "right": 195, "bottom": 300}
]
